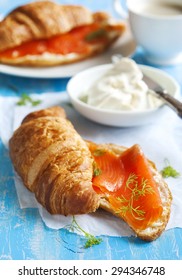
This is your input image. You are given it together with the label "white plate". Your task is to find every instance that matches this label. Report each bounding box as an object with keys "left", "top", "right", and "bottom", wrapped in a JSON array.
[{"left": 0, "top": 23, "right": 136, "bottom": 79}]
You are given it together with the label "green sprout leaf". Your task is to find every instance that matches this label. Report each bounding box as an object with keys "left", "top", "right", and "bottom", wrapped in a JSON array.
[
  {"left": 93, "top": 149, "right": 106, "bottom": 157},
  {"left": 161, "top": 160, "right": 181, "bottom": 178},
  {"left": 93, "top": 167, "right": 102, "bottom": 177},
  {"left": 66, "top": 216, "right": 102, "bottom": 249},
  {"left": 16, "top": 93, "right": 42, "bottom": 107},
  {"left": 85, "top": 29, "right": 107, "bottom": 41}
]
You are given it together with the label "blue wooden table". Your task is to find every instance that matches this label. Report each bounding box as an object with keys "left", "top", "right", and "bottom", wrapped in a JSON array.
[{"left": 0, "top": 0, "right": 182, "bottom": 260}]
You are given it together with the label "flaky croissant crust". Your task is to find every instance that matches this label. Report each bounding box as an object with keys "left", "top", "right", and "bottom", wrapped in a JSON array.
[
  {"left": 0, "top": 1, "right": 94, "bottom": 52},
  {"left": 9, "top": 106, "right": 99, "bottom": 215}
]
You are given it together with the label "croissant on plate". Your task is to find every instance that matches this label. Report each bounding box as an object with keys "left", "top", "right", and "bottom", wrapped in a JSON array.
[
  {"left": 9, "top": 106, "right": 172, "bottom": 241},
  {"left": 0, "top": 1, "right": 126, "bottom": 66}
]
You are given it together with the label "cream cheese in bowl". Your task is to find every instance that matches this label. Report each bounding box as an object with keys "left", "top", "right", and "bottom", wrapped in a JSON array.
[
  {"left": 81, "top": 58, "right": 162, "bottom": 111},
  {"left": 67, "top": 58, "right": 180, "bottom": 127}
]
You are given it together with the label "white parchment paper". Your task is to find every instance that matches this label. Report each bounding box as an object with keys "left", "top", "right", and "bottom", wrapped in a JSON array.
[{"left": 0, "top": 92, "right": 182, "bottom": 237}]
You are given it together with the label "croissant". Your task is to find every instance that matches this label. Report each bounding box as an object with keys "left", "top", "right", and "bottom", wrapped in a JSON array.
[
  {"left": 9, "top": 106, "right": 172, "bottom": 241},
  {"left": 0, "top": 1, "right": 93, "bottom": 52},
  {"left": 9, "top": 106, "right": 99, "bottom": 215},
  {"left": 0, "top": 1, "right": 125, "bottom": 66}
]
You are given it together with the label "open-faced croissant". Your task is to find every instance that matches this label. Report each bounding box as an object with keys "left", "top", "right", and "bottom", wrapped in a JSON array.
[
  {"left": 0, "top": 1, "right": 125, "bottom": 66},
  {"left": 9, "top": 106, "right": 172, "bottom": 241}
]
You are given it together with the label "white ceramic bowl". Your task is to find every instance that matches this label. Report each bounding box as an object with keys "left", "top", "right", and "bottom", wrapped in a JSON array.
[{"left": 67, "top": 64, "right": 180, "bottom": 127}]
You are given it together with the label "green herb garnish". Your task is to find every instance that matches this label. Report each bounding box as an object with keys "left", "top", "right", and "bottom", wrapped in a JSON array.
[
  {"left": 66, "top": 216, "right": 102, "bottom": 249},
  {"left": 16, "top": 93, "right": 42, "bottom": 106},
  {"left": 93, "top": 149, "right": 106, "bottom": 157},
  {"left": 85, "top": 28, "right": 107, "bottom": 41},
  {"left": 93, "top": 161, "right": 102, "bottom": 177},
  {"left": 93, "top": 167, "right": 102, "bottom": 177},
  {"left": 116, "top": 173, "right": 154, "bottom": 220},
  {"left": 161, "top": 160, "right": 180, "bottom": 178}
]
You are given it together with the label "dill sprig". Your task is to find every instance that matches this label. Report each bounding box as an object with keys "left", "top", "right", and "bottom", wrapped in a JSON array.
[
  {"left": 161, "top": 159, "right": 180, "bottom": 178},
  {"left": 85, "top": 29, "right": 107, "bottom": 41},
  {"left": 116, "top": 173, "right": 154, "bottom": 220},
  {"left": 16, "top": 93, "right": 42, "bottom": 106},
  {"left": 93, "top": 161, "right": 102, "bottom": 177},
  {"left": 93, "top": 149, "right": 106, "bottom": 157},
  {"left": 93, "top": 167, "right": 102, "bottom": 177},
  {"left": 66, "top": 216, "right": 102, "bottom": 249}
]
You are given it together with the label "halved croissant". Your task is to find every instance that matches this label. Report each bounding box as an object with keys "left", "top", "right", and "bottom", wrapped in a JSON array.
[
  {"left": 0, "top": 1, "right": 126, "bottom": 66},
  {"left": 9, "top": 106, "right": 172, "bottom": 241},
  {"left": 9, "top": 106, "right": 99, "bottom": 215}
]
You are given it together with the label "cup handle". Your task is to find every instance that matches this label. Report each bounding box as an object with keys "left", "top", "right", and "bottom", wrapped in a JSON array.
[{"left": 113, "top": 0, "right": 128, "bottom": 18}]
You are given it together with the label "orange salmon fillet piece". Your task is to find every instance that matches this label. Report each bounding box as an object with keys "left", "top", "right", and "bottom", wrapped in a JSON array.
[{"left": 90, "top": 143, "right": 163, "bottom": 231}]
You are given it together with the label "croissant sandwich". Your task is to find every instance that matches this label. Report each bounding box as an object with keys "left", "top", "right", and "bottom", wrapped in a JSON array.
[
  {"left": 0, "top": 1, "right": 125, "bottom": 66},
  {"left": 9, "top": 106, "right": 172, "bottom": 241}
]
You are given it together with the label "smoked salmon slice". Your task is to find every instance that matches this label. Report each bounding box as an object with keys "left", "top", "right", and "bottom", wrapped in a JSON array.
[
  {"left": 0, "top": 23, "right": 108, "bottom": 59},
  {"left": 89, "top": 143, "right": 163, "bottom": 231}
]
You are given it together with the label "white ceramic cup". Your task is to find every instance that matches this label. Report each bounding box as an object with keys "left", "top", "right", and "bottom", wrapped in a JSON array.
[{"left": 113, "top": 0, "right": 182, "bottom": 65}]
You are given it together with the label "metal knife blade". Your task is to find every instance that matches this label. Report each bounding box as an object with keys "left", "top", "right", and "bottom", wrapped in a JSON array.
[{"left": 143, "top": 74, "right": 182, "bottom": 118}]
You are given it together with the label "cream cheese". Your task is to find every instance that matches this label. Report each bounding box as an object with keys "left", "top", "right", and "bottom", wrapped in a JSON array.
[{"left": 81, "top": 58, "right": 161, "bottom": 111}]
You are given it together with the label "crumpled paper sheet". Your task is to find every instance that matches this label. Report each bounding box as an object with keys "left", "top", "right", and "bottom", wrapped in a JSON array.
[{"left": 0, "top": 92, "right": 182, "bottom": 237}]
